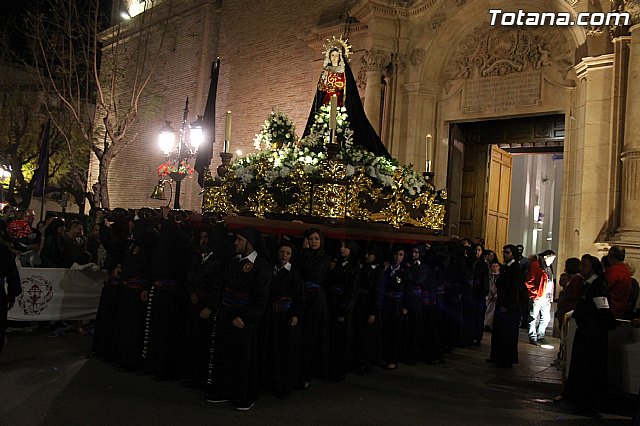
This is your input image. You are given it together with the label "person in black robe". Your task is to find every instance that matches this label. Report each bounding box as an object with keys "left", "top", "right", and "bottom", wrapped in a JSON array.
[
  {"left": 264, "top": 241, "right": 304, "bottom": 399},
  {"left": 206, "top": 227, "right": 271, "bottom": 411},
  {"left": 381, "top": 246, "right": 408, "bottom": 370},
  {"left": 488, "top": 244, "right": 524, "bottom": 368},
  {"left": 464, "top": 243, "right": 489, "bottom": 347},
  {"left": 146, "top": 218, "right": 191, "bottom": 380},
  {"left": 302, "top": 42, "right": 390, "bottom": 158},
  {"left": 563, "top": 254, "right": 616, "bottom": 418},
  {"left": 353, "top": 244, "right": 384, "bottom": 374},
  {"left": 91, "top": 217, "right": 129, "bottom": 361},
  {"left": 0, "top": 220, "right": 21, "bottom": 354},
  {"left": 421, "top": 245, "right": 445, "bottom": 364},
  {"left": 403, "top": 245, "right": 428, "bottom": 364},
  {"left": 440, "top": 242, "right": 467, "bottom": 352},
  {"left": 296, "top": 228, "right": 332, "bottom": 387},
  {"left": 181, "top": 227, "right": 223, "bottom": 388},
  {"left": 114, "top": 219, "right": 156, "bottom": 372},
  {"left": 327, "top": 240, "right": 361, "bottom": 381}
]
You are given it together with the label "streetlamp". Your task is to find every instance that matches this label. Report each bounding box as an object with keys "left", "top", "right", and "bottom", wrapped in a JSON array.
[{"left": 154, "top": 97, "right": 203, "bottom": 209}]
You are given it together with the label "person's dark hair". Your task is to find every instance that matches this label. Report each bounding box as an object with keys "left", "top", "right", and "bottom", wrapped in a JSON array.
[
  {"left": 277, "top": 240, "right": 296, "bottom": 256},
  {"left": 582, "top": 254, "right": 604, "bottom": 278},
  {"left": 565, "top": 257, "right": 581, "bottom": 275},
  {"left": 68, "top": 220, "right": 83, "bottom": 231},
  {"left": 503, "top": 244, "right": 521, "bottom": 262},
  {"left": 304, "top": 228, "right": 325, "bottom": 250},
  {"left": 364, "top": 243, "right": 383, "bottom": 263},
  {"left": 412, "top": 244, "right": 426, "bottom": 259},
  {"left": 540, "top": 249, "right": 556, "bottom": 258},
  {"left": 608, "top": 245, "right": 626, "bottom": 262},
  {"left": 45, "top": 218, "right": 65, "bottom": 238},
  {"left": 341, "top": 240, "right": 359, "bottom": 260}
]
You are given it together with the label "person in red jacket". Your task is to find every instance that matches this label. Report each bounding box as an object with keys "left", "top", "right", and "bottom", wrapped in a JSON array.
[
  {"left": 604, "top": 245, "right": 632, "bottom": 319},
  {"left": 525, "top": 250, "right": 556, "bottom": 345}
]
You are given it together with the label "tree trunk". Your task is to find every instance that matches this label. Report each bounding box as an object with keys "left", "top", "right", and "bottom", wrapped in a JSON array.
[{"left": 98, "top": 156, "right": 111, "bottom": 209}]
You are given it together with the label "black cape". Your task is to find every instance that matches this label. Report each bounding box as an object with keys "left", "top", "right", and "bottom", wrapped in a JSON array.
[{"left": 303, "top": 62, "right": 390, "bottom": 158}]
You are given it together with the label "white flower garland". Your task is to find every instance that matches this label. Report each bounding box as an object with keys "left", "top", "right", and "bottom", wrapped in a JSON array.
[{"left": 233, "top": 109, "right": 428, "bottom": 196}]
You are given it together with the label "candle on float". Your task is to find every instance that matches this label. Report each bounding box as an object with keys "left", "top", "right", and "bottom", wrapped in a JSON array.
[
  {"left": 224, "top": 111, "right": 232, "bottom": 151},
  {"left": 329, "top": 95, "right": 337, "bottom": 131},
  {"left": 425, "top": 133, "right": 433, "bottom": 172}
]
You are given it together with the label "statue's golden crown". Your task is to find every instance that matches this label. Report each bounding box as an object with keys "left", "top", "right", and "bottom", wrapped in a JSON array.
[{"left": 322, "top": 36, "right": 352, "bottom": 58}]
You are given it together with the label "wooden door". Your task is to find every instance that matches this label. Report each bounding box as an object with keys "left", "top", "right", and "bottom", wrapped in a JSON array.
[
  {"left": 459, "top": 144, "right": 489, "bottom": 240},
  {"left": 485, "top": 145, "right": 512, "bottom": 254}
]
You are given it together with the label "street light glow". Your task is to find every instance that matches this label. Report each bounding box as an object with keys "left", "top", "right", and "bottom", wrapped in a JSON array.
[{"left": 158, "top": 121, "right": 176, "bottom": 154}]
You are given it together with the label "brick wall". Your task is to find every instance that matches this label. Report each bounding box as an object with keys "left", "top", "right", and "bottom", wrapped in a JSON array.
[{"left": 100, "top": 0, "right": 363, "bottom": 211}]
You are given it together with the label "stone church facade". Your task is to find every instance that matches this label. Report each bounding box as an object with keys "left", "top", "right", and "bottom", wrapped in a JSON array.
[{"left": 102, "top": 0, "right": 640, "bottom": 270}]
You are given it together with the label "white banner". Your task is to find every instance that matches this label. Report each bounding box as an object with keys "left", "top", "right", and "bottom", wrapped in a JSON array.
[{"left": 8, "top": 265, "right": 106, "bottom": 321}]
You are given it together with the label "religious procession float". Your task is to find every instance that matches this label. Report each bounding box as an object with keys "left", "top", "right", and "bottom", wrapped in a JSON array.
[{"left": 202, "top": 37, "right": 447, "bottom": 242}]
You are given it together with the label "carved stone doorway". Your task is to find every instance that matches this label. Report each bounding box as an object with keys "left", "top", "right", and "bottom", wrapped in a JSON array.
[{"left": 445, "top": 115, "right": 564, "bottom": 256}]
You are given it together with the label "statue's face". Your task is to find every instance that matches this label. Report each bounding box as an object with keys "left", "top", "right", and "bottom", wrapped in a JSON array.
[{"left": 330, "top": 50, "right": 340, "bottom": 66}]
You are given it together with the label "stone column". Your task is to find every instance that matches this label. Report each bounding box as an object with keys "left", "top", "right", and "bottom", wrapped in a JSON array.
[
  {"left": 360, "top": 49, "right": 389, "bottom": 134},
  {"left": 619, "top": 23, "right": 640, "bottom": 240},
  {"left": 573, "top": 54, "right": 615, "bottom": 256}
]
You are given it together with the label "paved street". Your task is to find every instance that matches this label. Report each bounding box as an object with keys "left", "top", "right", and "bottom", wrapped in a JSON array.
[{"left": 0, "top": 328, "right": 636, "bottom": 425}]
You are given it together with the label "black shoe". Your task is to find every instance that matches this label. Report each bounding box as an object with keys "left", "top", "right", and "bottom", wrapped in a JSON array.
[
  {"left": 529, "top": 339, "right": 539, "bottom": 346},
  {"left": 496, "top": 363, "right": 513, "bottom": 368},
  {"left": 537, "top": 337, "right": 547, "bottom": 345},
  {"left": 205, "top": 393, "right": 229, "bottom": 403},
  {"left": 485, "top": 358, "right": 496, "bottom": 363},
  {"left": 428, "top": 358, "right": 445, "bottom": 365},
  {"left": 233, "top": 400, "right": 255, "bottom": 411}
]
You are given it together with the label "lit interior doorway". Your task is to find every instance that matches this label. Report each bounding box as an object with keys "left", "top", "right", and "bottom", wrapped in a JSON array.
[{"left": 446, "top": 114, "right": 564, "bottom": 260}]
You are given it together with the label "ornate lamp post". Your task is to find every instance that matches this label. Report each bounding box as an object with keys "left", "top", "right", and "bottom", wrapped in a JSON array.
[{"left": 156, "top": 98, "right": 203, "bottom": 209}]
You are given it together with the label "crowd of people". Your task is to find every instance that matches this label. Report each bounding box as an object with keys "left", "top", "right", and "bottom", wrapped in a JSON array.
[{"left": 1, "top": 204, "right": 639, "bottom": 417}]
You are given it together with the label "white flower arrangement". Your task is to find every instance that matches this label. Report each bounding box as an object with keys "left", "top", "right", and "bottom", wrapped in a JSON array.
[
  {"left": 302, "top": 105, "right": 353, "bottom": 148},
  {"left": 232, "top": 109, "right": 429, "bottom": 197},
  {"left": 253, "top": 110, "right": 297, "bottom": 151}
]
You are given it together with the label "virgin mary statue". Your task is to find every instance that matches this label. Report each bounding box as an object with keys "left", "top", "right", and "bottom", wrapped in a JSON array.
[{"left": 303, "top": 37, "right": 390, "bottom": 158}]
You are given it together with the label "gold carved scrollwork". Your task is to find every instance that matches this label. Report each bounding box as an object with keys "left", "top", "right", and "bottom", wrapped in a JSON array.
[
  {"left": 277, "top": 166, "right": 311, "bottom": 216},
  {"left": 346, "top": 168, "right": 374, "bottom": 221},
  {"left": 247, "top": 185, "right": 277, "bottom": 218},
  {"left": 202, "top": 158, "right": 446, "bottom": 230},
  {"left": 312, "top": 183, "right": 348, "bottom": 219},
  {"left": 369, "top": 170, "right": 411, "bottom": 228},
  {"left": 202, "top": 181, "right": 238, "bottom": 214}
]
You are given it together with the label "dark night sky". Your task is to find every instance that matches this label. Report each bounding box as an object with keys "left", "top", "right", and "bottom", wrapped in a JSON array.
[{"left": 0, "top": 1, "right": 113, "bottom": 63}]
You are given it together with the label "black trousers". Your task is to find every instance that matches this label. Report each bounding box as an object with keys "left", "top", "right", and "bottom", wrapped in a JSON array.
[
  {"left": 211, "top": 316, "right": 260, "bottom": 402},
  {"left": 115, "top": 287, "right": 147, "bottom": 371},
  {"left": 490, "top": 308, "right": 519, "bottom": 365},
  {"left": 301, "top": 291, "right": 328, "bottom": 380},
  {"left": 382, "top": 299, "right": 405, "bottom": 364},
  {"left": 92, "top": 284, "right": 119, "bottom": 360},
  {"left": 181, "top": 301, "right": 213, "bottom": 386}
]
